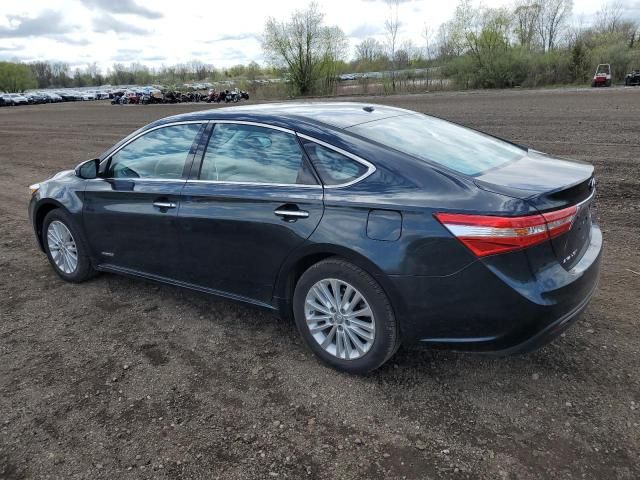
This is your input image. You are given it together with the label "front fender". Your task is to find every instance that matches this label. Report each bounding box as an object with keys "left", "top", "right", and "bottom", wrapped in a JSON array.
[{"left": 29, "top": 173, "right": 86, "bottom": 251}]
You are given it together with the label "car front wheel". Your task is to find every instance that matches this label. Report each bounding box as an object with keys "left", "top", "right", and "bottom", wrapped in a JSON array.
[
  {"left": 42, "top": 209, "right": 96, "bottom": 283},
  {"left": 293, "top": 258, "right": 399, "bottom": 374}
]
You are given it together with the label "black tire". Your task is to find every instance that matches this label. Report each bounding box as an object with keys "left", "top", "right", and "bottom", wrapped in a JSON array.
[
  {"left": 293, "top": 258, "right": 399, "bottom": 374},
  {"left": 42, "top": 209, "right": 97, "bottom": 283},
  {"left": 605, "top": 79, "right": 611, "bottom": 87}
]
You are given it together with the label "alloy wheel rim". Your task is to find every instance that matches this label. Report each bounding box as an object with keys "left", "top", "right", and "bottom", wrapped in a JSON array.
[
  {"left": 47, "top": 220, "right": 78, "bottom": 274},
  {"left": 304, "top": 278, "right": 375, "bottom": 360}
]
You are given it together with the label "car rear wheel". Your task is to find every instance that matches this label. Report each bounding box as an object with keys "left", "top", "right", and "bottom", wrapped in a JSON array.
[
  {"left": 293, "top": 258, "right": 399, "bottom": 374},
  {"left": 42, "top": 209, "right": 96, "bottom": 283}
]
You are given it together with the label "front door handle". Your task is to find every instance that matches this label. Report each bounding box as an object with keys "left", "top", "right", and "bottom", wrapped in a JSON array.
[
  {"left": 274, "top": 209, "right": 309, "bottom": 219},
  {"left": 153, "top": 201, "right": 177, "bottom": 209}
]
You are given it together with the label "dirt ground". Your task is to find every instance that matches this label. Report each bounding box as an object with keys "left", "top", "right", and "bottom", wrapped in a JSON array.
[{"left": 1, "top": 87, "right": 639, "bottom": 480}]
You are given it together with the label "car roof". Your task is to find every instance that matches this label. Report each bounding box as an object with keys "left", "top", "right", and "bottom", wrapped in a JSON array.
[{"left": 159, "top": 102, "right": 416, "bottom": 131}]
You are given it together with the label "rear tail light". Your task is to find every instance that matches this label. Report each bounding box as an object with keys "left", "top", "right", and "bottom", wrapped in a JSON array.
[
  {"left": 434, "top": 205, "right": 578, "bottom": 257},
  {"left": 541, "top": 206, "right": 578, "bottom": 238}
]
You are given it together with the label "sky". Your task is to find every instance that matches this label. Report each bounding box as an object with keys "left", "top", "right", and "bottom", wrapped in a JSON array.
[{"left": 0, "top": 0, "right": 638, "bottom": 73}]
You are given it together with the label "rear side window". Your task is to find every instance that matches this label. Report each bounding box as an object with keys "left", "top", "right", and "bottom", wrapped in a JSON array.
[
  {"left": 107, "top": 124, "right": 201, "bottom": 179},
  {"left": 302, "top": 141, "right": 368, "bottom": 186},
  {"left": 200, "top": 123, "right": 316, "bottom": 185},
  {"left": 347, "top": 114, "right": 525, "bottom": 176}
]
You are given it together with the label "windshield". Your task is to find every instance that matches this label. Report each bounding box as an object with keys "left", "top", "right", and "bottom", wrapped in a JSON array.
[{"left": 347, "top": 113, "right": 525, "bottom": 176}]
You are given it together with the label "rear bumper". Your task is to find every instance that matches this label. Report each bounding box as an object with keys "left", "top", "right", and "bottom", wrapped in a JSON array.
[
  {"left": 384, "top": 223, "right": 602, "bottom": 353},
  {"left": 483, "top": 279, "right": 596, "bottom": 355}
]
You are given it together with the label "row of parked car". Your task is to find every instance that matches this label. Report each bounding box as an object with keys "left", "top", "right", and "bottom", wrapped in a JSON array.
[
  {"left": 111, "top": 87, "right": 250, "bottom": 105},
  {"left": 0, "top": 89, "right": 111, "bottom": 106},
  {"left": 2, "top": 84, "right": 253, "bottom": 107}
]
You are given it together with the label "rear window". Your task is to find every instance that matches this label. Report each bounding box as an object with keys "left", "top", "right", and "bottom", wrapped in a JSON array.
[{"left": 347, "top": 114, "right": 525, "bottom": 176}]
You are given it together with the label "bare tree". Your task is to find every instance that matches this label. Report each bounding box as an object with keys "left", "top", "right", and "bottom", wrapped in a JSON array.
[
  {"left": 435, "top": 22, "right": 457, "bottom": 59},
  {"left": 513, "top": 0, "right": 541, "bottom": 49},
  {"left": 29, "top": 61, "right": 53, "bottom": 88},
  {"left": 263, "top": 2, "right": 347, "bottom": 95},
  {"left": 594, "top": 1, "right": 625, "bottom": 33},
  {"left": 536, "top": 0, "right": 573, "bottom": 51},
  {"left": 185, "top": 60, "right": 208, "bottom": 80},
  {"left": 355, "top": 38, "right": 384, "bottom": 63},
  {"left": 51, "top": 62, "right": 71, "bottom": 87},
  {"left": 422, "top": 24, "right": 434, "bottom": 61},
  {"left": 384, "top": 0, "right": 401, "bottom": 91}
]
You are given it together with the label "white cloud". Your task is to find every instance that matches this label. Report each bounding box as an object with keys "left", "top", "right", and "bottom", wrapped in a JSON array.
[
  {"left": 93, "top": 13, "right": 152, "bottom": 35},
  {"left": 80, "top": 0, "right": 162, "bottom": 19},
  {"left": 0, "top": 0, "right": 625, "bottom": 71}
]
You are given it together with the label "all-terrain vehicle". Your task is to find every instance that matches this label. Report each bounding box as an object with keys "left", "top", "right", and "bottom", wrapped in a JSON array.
[
  {"left": 625, "top": 70, "right": 640, "bottom": 86},
  {"left": 204, "top": 89, "right": 222, "bottom": 103},
  {"left": 592, "top": 64, "right": 612, "bottom": 87}
]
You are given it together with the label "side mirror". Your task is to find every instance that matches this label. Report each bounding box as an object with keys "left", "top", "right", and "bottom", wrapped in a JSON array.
[{"left": 75, "top": 158, "right": 100, "bottom": 179}]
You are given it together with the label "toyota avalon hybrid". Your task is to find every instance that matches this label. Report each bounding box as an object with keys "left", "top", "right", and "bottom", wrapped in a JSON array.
[{"left": 28, "top": 103, "right": 602, "bottom": 373}]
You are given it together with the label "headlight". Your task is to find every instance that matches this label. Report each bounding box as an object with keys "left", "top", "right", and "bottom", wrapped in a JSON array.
[{"left": 29, "top": 183, "right": 40, "bottom": 194}]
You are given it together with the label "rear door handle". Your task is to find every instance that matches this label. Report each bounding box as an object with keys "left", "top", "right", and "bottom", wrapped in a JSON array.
[
  {"left": 274, "top": 209, "right": 309, "bottom": 219},
  {"left": 153, "top": 201, "right": 177, "bottom": 209}
]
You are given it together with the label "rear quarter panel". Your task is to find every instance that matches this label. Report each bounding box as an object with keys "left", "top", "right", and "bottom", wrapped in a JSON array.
[{"left": 307, "top": 145, "right": 538, "bottom": 278}]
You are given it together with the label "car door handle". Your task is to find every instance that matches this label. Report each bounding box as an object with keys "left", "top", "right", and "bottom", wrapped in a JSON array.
[
  {"left": 274, "top": 209, "right": 309, "bottom": 218},
  {"left": 153, "top": 201, "right": 177, "bottom": 209}
]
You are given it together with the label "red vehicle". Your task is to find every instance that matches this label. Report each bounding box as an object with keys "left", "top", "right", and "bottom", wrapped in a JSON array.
[
  {"left": 126, "top": 91, "right": 140, "bottom": 104},
  {"left": 591, "top": 64, "right": 612, "bottom": 87},
  {"left": 204, "top": 89, "right": 222, "bottom": 103}
]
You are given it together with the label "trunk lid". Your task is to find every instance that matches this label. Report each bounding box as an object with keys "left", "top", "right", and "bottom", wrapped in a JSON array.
[{"left": 474, "top": 150, "right": 595, "bottom": 270}]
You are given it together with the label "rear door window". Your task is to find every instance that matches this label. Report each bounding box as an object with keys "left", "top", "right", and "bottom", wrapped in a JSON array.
[{"left": 199, "top": 123, "right": 317, "bottom": 185}]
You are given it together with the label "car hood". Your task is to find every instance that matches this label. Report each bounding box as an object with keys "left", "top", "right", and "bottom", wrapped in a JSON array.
[{"left": 49, "top": 169, "right": 75, "bottom": 181}]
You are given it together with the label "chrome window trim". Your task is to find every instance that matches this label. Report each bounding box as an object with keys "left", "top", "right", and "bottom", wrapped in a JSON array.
[
  {"left": 210, "top": 119, "right": 295, "bottom": 135},
  {"left": 296, "top": 133, "right": 376, "bottom": 188},
  {"left": 86, "top": 177, "right": 187, "bottom": 183},
  {"left": 96, "top": 119, "right": 376, "bottom": 189},
  {"left": 98, "top": 120, "right": 207, "bottom": 168},
  {"left": 185, "top": 179, "right": 322, "bottom": 189}
]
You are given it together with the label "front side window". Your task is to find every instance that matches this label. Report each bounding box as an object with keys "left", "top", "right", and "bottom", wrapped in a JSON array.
[
  {"left": 199, "top": 123, "right": 316, "bottom": 185},
  {"left": 107, "top": 124, "right": 202, "bottom": 179},
  {"left": 347, "top": 114, "right": 525, "bottom": 176},
  {"left": 302, "top": 141, "right": 368, "bottom": 186}
]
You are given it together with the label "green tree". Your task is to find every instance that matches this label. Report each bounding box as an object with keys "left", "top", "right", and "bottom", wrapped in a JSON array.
[
  {"left": 0, "top": 62, "right": 37, "bottom": 92},
  {"left": 263, "top": 2, "right": 347, "bottom": 95},
  {"left": 245, "top": 61, "right": 262, "bottom": 81},
  {"left": 570, "top": 41, "right": 589, "bottom": 82},
  {"left": 513, "top": 0, "right": 541, "bottom": 49}
]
